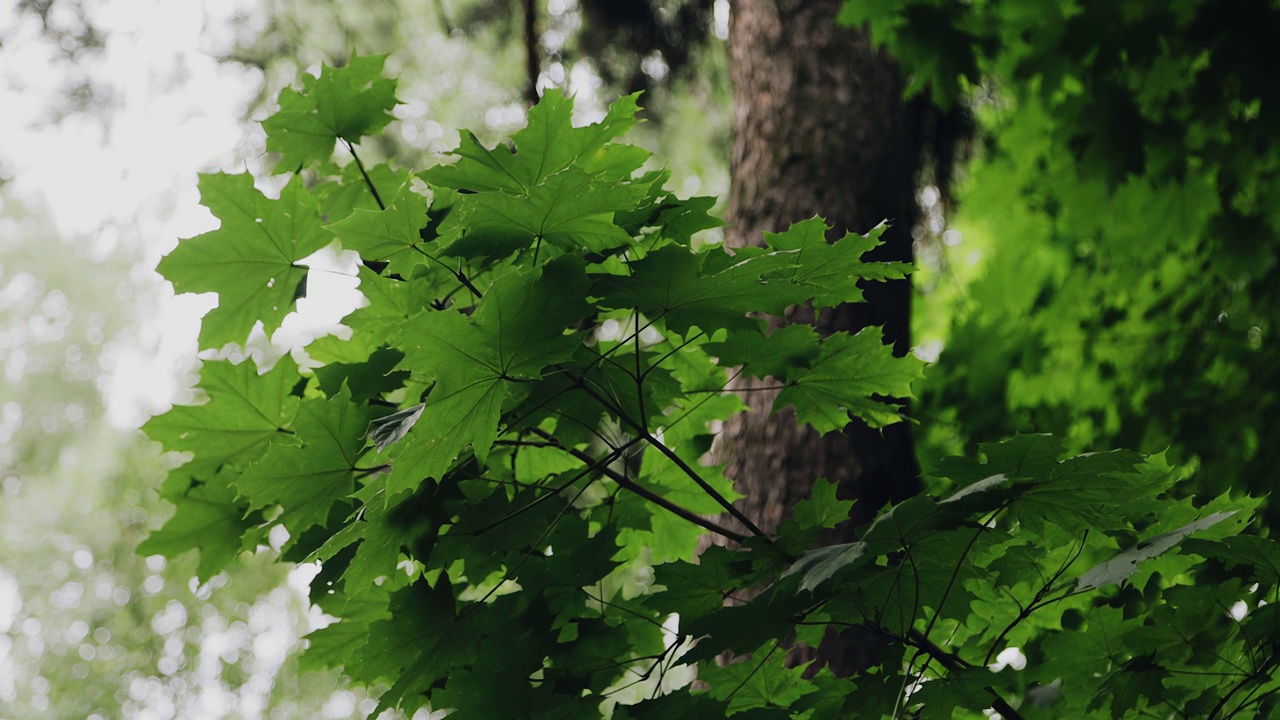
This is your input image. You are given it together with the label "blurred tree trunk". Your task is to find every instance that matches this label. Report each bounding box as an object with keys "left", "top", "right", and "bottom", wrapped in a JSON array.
[{"left": 717, "top": 0, "right": 925, "bottom": 675}]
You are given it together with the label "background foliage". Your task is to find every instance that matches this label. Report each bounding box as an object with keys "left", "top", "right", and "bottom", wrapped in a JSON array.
[{"left": 848, "top": 0, "right": 1280, "bottom": 521}]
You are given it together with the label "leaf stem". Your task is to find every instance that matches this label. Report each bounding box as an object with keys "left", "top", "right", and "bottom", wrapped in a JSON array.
[
  {"left": 343, "top": 138, "right": 385, "bottom": 210},
  {"left": 983, "top": 530, "right": 1088, "bottom": 666},
  {"left": 410, "top": 245, "right": 484, "bottom": 298},
  {"left": 902, "top": 629, "right": 1028, "bottom": 720},
  {"left": 469, "top": 437, "right": 641, "bottom": 536}
]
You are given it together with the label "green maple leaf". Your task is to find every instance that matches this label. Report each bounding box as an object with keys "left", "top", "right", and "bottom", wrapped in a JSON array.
[
  {"left": 704, "top": 323, "right": 822, "bottom": 378},
  {"left": 594, "top": 246, "right": 790, "bottom": 334},
  {"left": 1006, "top": 460, "right": 1150, "bottom": 535},
  {"left": 314, "top": 159, "right": 404, "bottom": 220},
  {"left": 300, "top": 590, "right": 390, "bottom": 671},
  {"left": 856, "top": 528, "right": 984, "bottom": 630},
  {"left": 383, "top": 256, "right": 592, "bottom": 494},
  {"left": 424, "top": 89, "right": 644, "bottom": 193},
  {"left": 935, "top": 439, "right": 1151, "bottom": 534},
  {"left": 648, "top": 194, "right": 724, "bottom": 245},
  {"left": 136, "top": 470, "right": 259, "bottom": 582},
  {"left": 143, "top": 356, "right": 302, "bottom": 481},
  {"left": 931, "top": 434, "right": 1071, "bottom": 492},
  {"left": 313, "top": 347, "right": 409, "bottom": 403},
  {"left": 327, "top": 181, "right": 432, "bottom": 277},
  {"left": 383, "top": 367, "right": 509, "bottom": 497},
  {"left": 443, "top": 168, "right": 647, "bottom": 258},
  {"left": 781, "top": 541, "right": 871, "bottom": 593},
  {"left": 793, "top": 478, "right": 855, "bottom": 531},
  {"left": 1075, "top": 511, "right": 1239, "bottom": 591},
  {"left": 312, "top": 480, "right": 437, "bottom": 591},
  {"left": 157, "top": 173, "right": 331, "bottom": 348},
  {"left": 650, "top": 546, "right": 740, "bottom": 623},
  {"left": 235, "top": 384, "right": 380, "bottom": 535},
  {"left": 1182, "top": 535, "right": 1280, "bottom": 586},
  {"left": 309, "top": 263, "right": 450, "bottom": 366},
  {"left": 355, "top": 580, "right": 478, "bottom": 715},
  {"left": 699, "top": 644, "right": 818, "bottom": 713},
  {"left": 979, "top": 434, "right": 1066, "bottom": 479},
  {"left": 621, "top": 446, "right": 740, "bottom": 562},
  {"left": 596, "top": 236, "right": 901, "bottom": 335},
  {"left": 774, "top": 327, "right": 923, "bottom": 431},
  {"left": 759, "top": 217, "right": 909, "bottom": 309},
  {"left": 420, "top": 91, "right": 651, "bottom": 260},
  {"left": 263, "top": 54, "right": 399, "bottom": 172},
  {"left": 353, "top": 266, "right": 441, "bottom": 343}
]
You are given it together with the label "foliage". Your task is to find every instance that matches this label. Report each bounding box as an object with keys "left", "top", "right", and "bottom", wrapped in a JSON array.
[
  {"left": 843, "top": 0, "right": 1280, "bottom": 525},
  {"left": 0, "top": 189, "right": 366, "bottom": 718},
  {"left": 144, "top": 57, "right": 1280, "bottom": 719}
]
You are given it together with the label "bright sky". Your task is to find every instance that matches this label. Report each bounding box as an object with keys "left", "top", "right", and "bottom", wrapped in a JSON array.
[{"left": 0, "top": 0, "right": 362, "bottom": 429}]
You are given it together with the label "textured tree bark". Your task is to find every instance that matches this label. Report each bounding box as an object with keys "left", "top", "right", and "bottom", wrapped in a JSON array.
[{"left": 716, "top": 0, "right": 926, "bottom": 675}]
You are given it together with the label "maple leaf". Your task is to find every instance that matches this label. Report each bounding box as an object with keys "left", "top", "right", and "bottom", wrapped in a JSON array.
[
  {"left": 235, "top": 384, "right": 381, "bottom": 535},
  {"left": 442, "top": 168, "right": 648, "bottom": 258},
  {"left": 157, "top": 173, "right": 331, "bottom": 348},
  {"left": 774, "top": 327, "right": 923, "bottom": 431},
  {"left": 423, "top": 89, "right": 645, "bottom": 193},
  {"left": 704, "top": 323, "right": 822, "bottom": 378},
  {"left": 327, "top": 181, "right": 433, "bottom": 277},
  {"left": 263, "top": 54, "right": 399, "bottom": 172},
  {"left": 382, "top": 256, "right": 592, "bottom": 494},
  {"left": 759, "top": 216, "right": 910, "bottom": 309},
  {"left": 593, "top": 245, "right": 790, "bottom": 334},
  {"left": 136, "top": 470, "right": 260, "bottom": 582},
  {"left": 143, "top": 355, "right": 302, "bottom": 481}
]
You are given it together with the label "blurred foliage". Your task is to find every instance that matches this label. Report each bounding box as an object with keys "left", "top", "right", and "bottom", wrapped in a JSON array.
[
  {"left": 214, "top": 0, "right": 732, "bottom": 214},
  {"left": 0, "top": 187, "right": 370, "bottom": 717},
  {"left": 844, "top": 0, "right": 1280, "bottom": 522}
]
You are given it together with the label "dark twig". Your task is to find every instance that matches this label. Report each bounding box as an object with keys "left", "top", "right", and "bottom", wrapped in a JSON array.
[
  {"left": 903, "top": 629, "right": 1028, "bottom": 720},
  {"left": 522, "top": 0, "right": 539, "bottom": 105},
  {"left": 343, "top": 138, "right": 384, "bottom": 210},
  {"left": 529, "top": 427, "right": 749, "bottom": 544},
  {"left": 572, "top": 378, "right": 770, "bottom": 541}
]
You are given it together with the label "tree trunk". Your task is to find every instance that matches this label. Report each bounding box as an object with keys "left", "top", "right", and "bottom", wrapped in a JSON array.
[{"left": 717, "top": 0, "right": 925, "bottom": 675}]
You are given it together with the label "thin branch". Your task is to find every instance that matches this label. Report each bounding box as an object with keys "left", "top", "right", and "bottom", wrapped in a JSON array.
[
  {"left": 343, "top": 139, "right": 384, "bottom": 210},
  {"left": 529, "top": 427, "right": 750, "bottom": 544},
  {"left": 523, "top": 0, "right": 539, "bottom": 105},
  {"left": 902, "top": 629, "right": 1028, "bottom": 720},
  {"left": 573, "top": 379, "right": 770, "bottom": 540},
  {"left": 1226, "top": 683, "right": 1280, "bottom": 720},
  {"left": 922, "top": 522, "right": 985, "bottom": 641},
  {"left": 725, "top": 639, "right": 784, "bottom": 703},
  {"left": 640, "top": 330, "right": 706, "bottom": 381},
  {"left": 470, "top": 438, "right": 640, "bottom": 536},
  {"left": 582, "top": 587, "right": 669, "bottom": 631},
  {"left": 410, "top": 244, "right": 484, "bottom": 298},
  {"left": 984, "top": 530, "right": 1088, "bottom": 666},
  {"left": 1210, "top": 654, "right": 1278, "bottom": 719},
  {"left": 633, "top": 308, "right": 646, "bottom": 429},
  {"left": 462, "top": 475, "right": 597, "bottom": 614}
]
